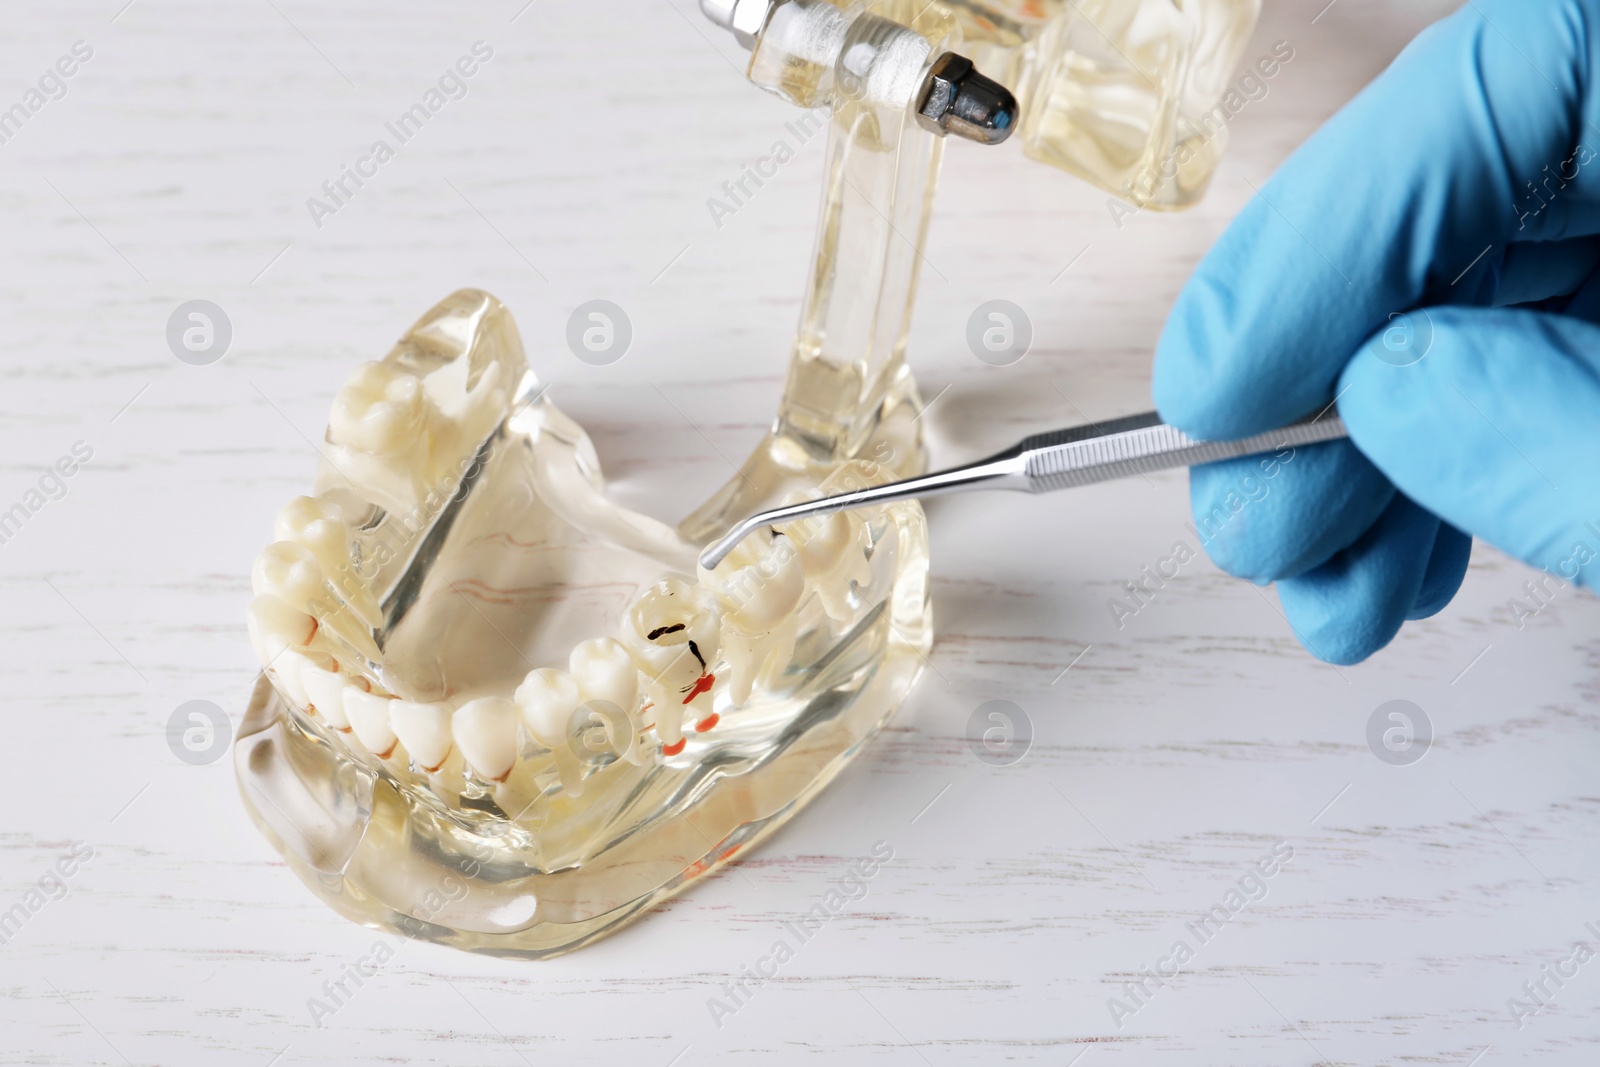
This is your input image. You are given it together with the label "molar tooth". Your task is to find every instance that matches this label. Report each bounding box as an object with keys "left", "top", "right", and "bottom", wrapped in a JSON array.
[
  {"left": 776, "top": 493, "right": 869, "bottom": 622},
  {"left": 301, "top": 663, "right": 351, "bottom": 730},
  {"left": 569, "top": 637, "right": 640, "bottom": 715},
  {"left": 344, "top": 688, "right": 399, "bottom": 758},
  {"left": 569, "top": 638, "right": 644, "bottom": 765},
  {"left": 252, "top": 541, "right": 325, "bottom": 609},
  {"left": 253, "top": 541, "right": 381, "bottom": 660},
  {"left": 328, "top": 362, "right": 434, "bottom": 456},
  {"left": 391, "top": 701, "right": 454, "bottom": 772},
  {"left": 324, "top": 362, "right": 457, "bottom": 513},
  {"left": 700, "top": 527, "right": 804, "bottom": 706},
  {"left": 513, "top": 668, "right": 580, "bottom": 750},
  {"left": 619, "top": 578, "right": 720, "bottom": 749},
  {"left": 452, "top": 697, "right": 520, "bottom": 782},
  {"left": 274, "top": 495, "right": 382, "bottom": 628}
]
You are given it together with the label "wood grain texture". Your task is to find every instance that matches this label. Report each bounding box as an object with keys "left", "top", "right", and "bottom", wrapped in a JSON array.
[{"left": 2, "top": 1, "right": 1596, "bottom": 1064}]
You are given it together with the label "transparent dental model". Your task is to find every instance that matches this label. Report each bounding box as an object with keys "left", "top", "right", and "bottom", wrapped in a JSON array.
[
  {"left": 237, "top": 0, "right": 1258, "bottom": 957},
  {"left": 236, "top": 291, "right": 931, "bottom": 957}
]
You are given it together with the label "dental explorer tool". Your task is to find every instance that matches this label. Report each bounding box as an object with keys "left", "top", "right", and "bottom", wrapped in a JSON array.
[{"left": 698, "top": 409, "right": 1349, "bottom": 570}]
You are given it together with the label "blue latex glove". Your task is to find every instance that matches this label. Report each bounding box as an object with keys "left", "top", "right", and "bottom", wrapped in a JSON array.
[{"left": 1153, "top": 0, "right": 1600, "bottom": 665}]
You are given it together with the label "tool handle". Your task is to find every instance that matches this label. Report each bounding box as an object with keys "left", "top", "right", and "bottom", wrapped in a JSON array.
[{"left": 1020, "top": 411, "right": 1348, "bottom": 493}]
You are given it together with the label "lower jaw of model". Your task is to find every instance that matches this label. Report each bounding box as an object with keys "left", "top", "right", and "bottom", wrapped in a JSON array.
[{"left": 235, "top": 0, "right": 971, "bottom": 956}]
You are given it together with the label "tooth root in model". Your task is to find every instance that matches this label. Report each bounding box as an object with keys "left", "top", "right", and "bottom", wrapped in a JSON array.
[
  {"left": 253, "top": 540, "right": 381, "bottom": 662},
  {"left": 619, "top": 579, "right": 722, "bottom": 755},
  {"left": 776, "top": 496, "right": 870, "bottom": 623},
  {"left": 390, "top": 700, "right": 454, "bottom": 772},
  {"left": 274, "top": 494, "right": 382, "bottom": 628},
  {"left": 569, "top": 637, "right": 646, "bottom": 765},
  {"left": 700, "top": 527, "right": 805, "bottom": 706},
  {"left": 325, "top": 361, "right": 456, "bottom": 514},
  {"left": 514, "top": 667, "right": 587, "bottom": 797},
  {"left": 452, "top": 697, "right": 521, "bottom": 783}
]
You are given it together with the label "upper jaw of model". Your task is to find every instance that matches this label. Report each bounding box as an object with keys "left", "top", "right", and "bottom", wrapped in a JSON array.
[{"left": 236, "top": 289, "right": 930, "bottom": 957}]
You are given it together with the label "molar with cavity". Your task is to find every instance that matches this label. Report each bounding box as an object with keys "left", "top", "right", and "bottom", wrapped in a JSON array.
[{"left": 619, "top": 578, "right": 721, "bottom": 755}]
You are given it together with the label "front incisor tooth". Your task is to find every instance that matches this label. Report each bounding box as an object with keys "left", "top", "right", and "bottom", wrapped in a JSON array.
[
  {"left": 301, "top": 663, "right": 352, "bottom": 729},
  {"left": 391, "top": 701, "right": 453, "bottom": 772},
  {"left": 452, "top": 697, "right": 520, "bottom": 782},
  {"left": 343, "top": 688, "right": 399, "bottom": 758},
  {"left": 513, "top": 668, "right": 580, "bottom": 750}
]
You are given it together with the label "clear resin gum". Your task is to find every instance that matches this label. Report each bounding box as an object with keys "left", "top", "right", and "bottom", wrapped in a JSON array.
[{"left": 237, "top": 0, "right": 1258, "bottom": 957}]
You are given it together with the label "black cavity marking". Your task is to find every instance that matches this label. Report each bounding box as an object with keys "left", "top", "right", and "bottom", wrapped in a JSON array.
[
  {"left": 647, "top": 623, "right": 686, "bottom": 640},
  {"left": 687, "top": 639, "right": 706, "bottom": 669}
]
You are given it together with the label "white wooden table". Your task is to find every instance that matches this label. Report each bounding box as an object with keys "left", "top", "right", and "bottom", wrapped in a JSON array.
[{"left": 5, "top": 1, "right": 1597, "bottom": 1064}]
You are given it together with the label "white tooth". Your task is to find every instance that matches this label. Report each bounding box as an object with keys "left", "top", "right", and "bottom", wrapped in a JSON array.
[
  {"left": 328, "top": 362, "right": 433, "bottom": 456},
  {"left": 619, "top": 579, "right": 720, "bottom": 748},
  {"left": 452, "top": 696, "right": 520, "bottom": 782},
  {"left": 699, "top": 527, "right": 805, "bottom": 706},
  {"left": 513, "top": 668, "right": 580, "bottom": 750},
  {"left": 248, "top": 594, "right": 319, "bottom": 666},
  {"left": 301, "top": 664, "right": 351, "bottom": 730},
  {"left": 252, "top": 540, "right": 380, "bottom": 662},
  {"left": 391, "top": 701, "right": 454, "bottom": 772},
  {"left": 252, "top": 541, "right": 325, "bottom": 610},
  {"left": 275, "top": 496, "right": 351, "bottom": 575},
  {"left": 701, "top": 526, "right": 805, "bottom": 632},
  {"left": 569, "top": 638, "right": 639, "bottom": 715},
  {"left": 344, "top": 688, "right": 399, "bottom": 758},
  {"left": 776, "top": 494, "right": 867, "bottom": 618},
  {"left": 274, "top": 496, "right": 381, "bottom": 628},
  {"left": 267, "top": 649, "right": 316, "bottom": 710}
]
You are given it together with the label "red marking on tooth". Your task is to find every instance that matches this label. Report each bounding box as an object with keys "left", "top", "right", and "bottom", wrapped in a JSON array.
[
  {"left": 681, "top": 673, "right": 715, "bottom": 704},
  {"left": 695, "top": 714, "right": 719, "bottom": 732},
  {"left": 661, "top": 738, "right": 686, "bottom": 756},
  {"left": 304, "top": 616, "right": 319, "bottom": 644},
  {"left": 376, "top": 742, "right": 397, "bottom": 759}
]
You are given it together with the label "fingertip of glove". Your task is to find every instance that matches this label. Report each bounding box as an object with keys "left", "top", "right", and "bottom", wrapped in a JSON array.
[
  {"left": 1277, "top": 576, "right": 1403, "bottom": 666},
  {"left": 1407, "top": 523, "right": 1472, "bottom": 621}
]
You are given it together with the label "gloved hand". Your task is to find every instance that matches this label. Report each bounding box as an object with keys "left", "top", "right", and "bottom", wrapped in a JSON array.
[{"left": 1153, "top": 0, "right": 1600, "bottom": 665}]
